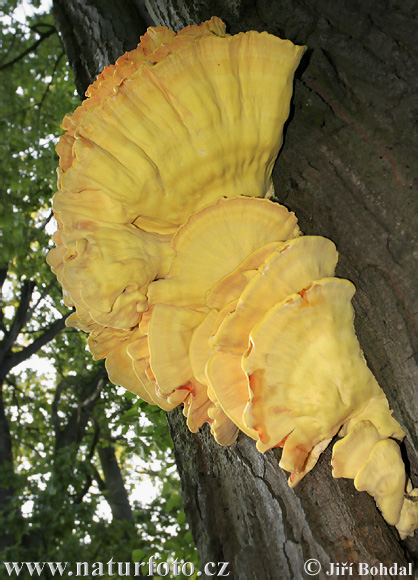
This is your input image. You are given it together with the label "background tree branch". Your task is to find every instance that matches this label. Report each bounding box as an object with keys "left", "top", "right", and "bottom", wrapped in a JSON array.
[
  {"left": 0, "top": 26, "right": 56, "bottom": 71},
  {"left": 1, "top": 314, "right": 68, "bottom": 378}
]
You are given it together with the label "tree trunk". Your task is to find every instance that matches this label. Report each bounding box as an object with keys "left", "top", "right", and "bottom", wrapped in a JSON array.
[
  {"left": 97, "top": 428, "right": 135, "bottom": 524},
  {"left": 52, "top": 0, "right": 148, "bottom": 97},
  {"left": 0, "top": 383, "right": 16, "bottom": 552},
  {"left": 52, "top": 0, "right": 418, "bottom": 576}
]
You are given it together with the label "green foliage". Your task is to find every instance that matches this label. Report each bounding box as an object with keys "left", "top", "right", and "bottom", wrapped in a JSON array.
[
  {"left": 1, "top": 1, "right": 76, "bottom": 276},
  {"left": 0, "top": 1, "right": 199, "bottom": 574}
]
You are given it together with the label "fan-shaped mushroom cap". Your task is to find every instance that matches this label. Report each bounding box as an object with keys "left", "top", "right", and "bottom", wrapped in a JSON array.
[
  {"left": 339, "top": 395, "right": 405, "bottom": 441},
  {"left": 189, "top": 297, "right": 247, "bottom": 392},
  {"left": 212, "top": 236, "right": 338, "bottom": 354},
  {"left": 54, "top": 19, "right": 306, "bottom": 231},
  {"left": 146, "top": 301, "right": 238, "bottom": 440},
  {"left": 181, "top": 378, "right": 213, "bottom": 433},
  {"left": 331, "top": 420, "right": 383, "bottom": 479},
  {"left": 148, "top": 304, "right": 207, "bottom": 393},
  {"left": 208, "top": 404, "right": 239, "bottom": 446},
  {"left": 55, "top": 19, "right": 224, "bottom": 171},
  {"left": 206, "top": 351, "right": 259, "bottom": 440},
  {"left": 331, "top": 420, "right": 417, "bottom": 534},
  {"left": 242, "top": 278, "right": 384, "bottom": 466},
  {"left": 396, "top": 487, "right": 418, "bottom": 539},
  {"left": 47, "top": 214, "right": 174, "bottom": 329},
  {"left": 85, "top": 322, "right": 176, "bottom": 410},
  {"left": 88, "top": 326, "right": 132, "bottom": 360},
  {"left": 354, "top": 439, "right": 406, "bottom": 526},
  {"left": 57, "top": 18, "right": 226, "bottom": 173},
  {"left": 205, "top": 241, "right": 282, "bottom": 310},
  {"left": 148, "top": 197, "right": 300, "bottom": 307},
  {"left": 125, "top": 332, "right": 149, "bottom": 362},
  {"left": 123, "top": 332, "right": 178, "bottom": 411},
  {"left": 188, "top": 307, "right": 247, "bottom": 447},
  {"left": 104, "top": 336, "right": 155, "bottom": 404},
  {"left": 189, "top": 310, "right": 219, "bottom": 385},
  {"left": 288, "top": 437, "right": 333, "bottom": 488},
  {"left": 66, "top": 307, "right": 101, "bottom": 335}
]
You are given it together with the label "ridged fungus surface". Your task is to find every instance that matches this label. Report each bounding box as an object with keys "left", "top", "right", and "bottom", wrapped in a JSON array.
[{"left": 47, "top": 17, "right": 417, "bottom": 539}]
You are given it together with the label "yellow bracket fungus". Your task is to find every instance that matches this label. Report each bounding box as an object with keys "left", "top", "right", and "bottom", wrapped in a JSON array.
[
  {"left": 48, "top": 17, "right": 417, "bottom": 539},
  {"left": 148, "top": 304, "right": 207, "bottom": 393},
  {"left": 147, "top": 196, "right": 300, "bottom": 307}
]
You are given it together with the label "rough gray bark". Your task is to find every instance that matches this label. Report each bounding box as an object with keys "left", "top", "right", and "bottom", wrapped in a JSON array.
[
  {"left": 53, "top": 0, "right": 418, "bottom": 577},
  {"left": 169, "top": 409, "right": 415, "bottom": 579},
  {"left": 52, "top": 0, "right": 148, "bottom": 97}
]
